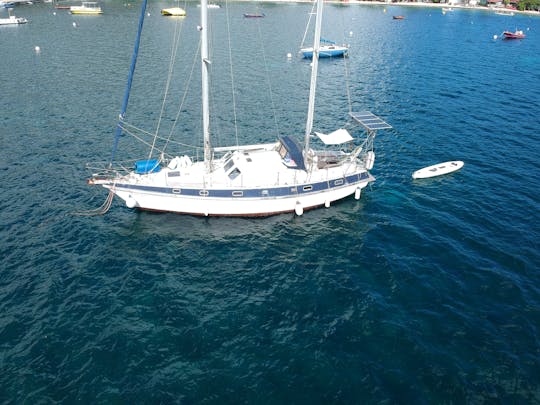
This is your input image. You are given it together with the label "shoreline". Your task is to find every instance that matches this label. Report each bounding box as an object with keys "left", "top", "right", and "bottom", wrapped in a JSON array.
[{"left": 248, "top": 0, "right": 540, "bottom": 18}]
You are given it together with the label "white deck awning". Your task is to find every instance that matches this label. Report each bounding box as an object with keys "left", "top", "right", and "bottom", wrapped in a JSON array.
[{"left": 315, "top": 128, "right": 353, "bottom": 145}]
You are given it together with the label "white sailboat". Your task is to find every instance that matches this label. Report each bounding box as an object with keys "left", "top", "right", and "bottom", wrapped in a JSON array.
[{"left": 87, "top": 0, "right": 391, "bottom": 217}]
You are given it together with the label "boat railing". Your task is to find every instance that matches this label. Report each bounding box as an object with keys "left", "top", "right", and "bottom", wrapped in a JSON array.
[{"left": 86, "top": 159, "right": 141, "bottom": 178}]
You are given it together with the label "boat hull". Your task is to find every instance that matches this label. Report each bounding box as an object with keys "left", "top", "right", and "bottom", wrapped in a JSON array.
[
  {"left": 503, "top": 31, "right": 525, "bottom": 39},
  {"left": 70, "top": 8, "right": 102, "bottom": 14},
  {"left": 103, "top": 180, "right": 371, "bottom": 216},
  {"left": 161, "top": 7, "right": 186, "bottom": 16},
  {"left": 0, "top": 15, "right": 27, "bottom": 24},
  {"left": 301, "top": 45, "right": 348, "bottom": 59}
]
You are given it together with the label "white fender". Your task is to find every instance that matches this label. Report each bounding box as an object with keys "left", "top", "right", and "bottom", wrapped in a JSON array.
[
  {"left": 365, "top": 151, "right": 375, "bottom": 170},
  {"left": 167, "top": 156, "right": 181, "bottom": 170},
  {"left": 324, "top": 200, "right": 330, "bottom": 208},
  {"left": 354, "top": 188, "right": 361, "bottom": 200},
  {"left": 126, "top": 196, "right": 137, "bottom": 208},
  {"left": 295, "top": 201, "right": 304, "bottom": 216}
]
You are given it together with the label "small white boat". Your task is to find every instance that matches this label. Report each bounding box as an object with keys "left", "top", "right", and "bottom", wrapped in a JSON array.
[
  {"left": 412, "top": 161, "right": 464, "bottom": 179},
  {"left": 0, "top": 14, "right": 28, "bottom": 25},
  {"left": 70, "top": 2, "right": 102, "bottom": 15},
  {"left": 161, "top": 7, "right": 186, "bottom": 16},
  {"left": 494, "top": 8, "right": 515, "bottom": 16}
]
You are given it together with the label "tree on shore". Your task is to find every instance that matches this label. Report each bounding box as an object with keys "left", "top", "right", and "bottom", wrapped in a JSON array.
[{"left": 517, "top": 0, "right": 540, "bottom": 10}]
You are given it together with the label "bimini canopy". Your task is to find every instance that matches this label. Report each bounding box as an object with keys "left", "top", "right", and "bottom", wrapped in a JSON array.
[{"left": 315, "top": 128, "right": 353, "bottom": 145}]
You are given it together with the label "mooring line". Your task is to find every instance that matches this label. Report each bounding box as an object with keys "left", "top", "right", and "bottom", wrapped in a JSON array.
[{"left": 72, "top": 190, "right": 114, "bottom": 216}]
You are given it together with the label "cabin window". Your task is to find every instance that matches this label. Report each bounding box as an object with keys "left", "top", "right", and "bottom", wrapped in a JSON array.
[
  {"left": 228, "top": 168, "right": 241, "bottom": 180},
  {"left": 224, "top": 159, "right": 234, "bottom": 172},
  {"left": 261, "top": 190, "right": 269, "bottom": 196},
  {"left": 303, "top": 185, "right": 313, "bottom": 192},
  {"left": 278, "top": 144, "right": 288, "bottom": 159},
  {"left": 232, "top": 191, "right": 243, "bottom": 197},
  {"left": 199, "top": 190, "right": 209, "bottom": 196},
  {"left": 172, "top": 189, "right": 181, "bottom": 194},
  {"left": 334, "top": 179, "right": 344, "bottom": 186},
  {"left": 168, "top": 171, "right": 180, "bottom": 177}
]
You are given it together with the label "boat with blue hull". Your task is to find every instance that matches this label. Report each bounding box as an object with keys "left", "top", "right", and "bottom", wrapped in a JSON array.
[
  {"left": 301, "top": 39, "right": 348, "bottom": 58},
  {"left": 87, "top": 0, "right": 391, "bottom": 216}
]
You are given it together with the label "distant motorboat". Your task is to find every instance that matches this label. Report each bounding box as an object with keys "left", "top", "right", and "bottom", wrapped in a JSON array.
[
  {"left": 0, "top": 9, "right": 27, "bottom": 24},
  {"left": 70, "top": 2, "right": 103, "bottom": 15},
  {"left": 412, "top": 161, "right": 464, "bottom": 179},
  {"left": 0, "top": 14, "right": 28, "bottom": 24},
  {"left": 0, "top": 1, "right": 15, "bottom": 8},
  {"left": 494, "top": 8, "right": 515, "bottom": 16},
  {"left": 53, "top": 0, "right": 71, "bottom": 9},
  {"left": 393, "top": 15, "right": 405, "bottom": 20},
  {"left": 503, "top": 29, "right": 525, "bottom": 39},
  {"left": 161, "top": 7, "right": 186, "bottom": 16}
]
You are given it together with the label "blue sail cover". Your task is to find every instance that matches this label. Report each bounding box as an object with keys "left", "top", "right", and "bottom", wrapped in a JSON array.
[
  {"left": 135, "top": 159, "right": 160, "bottom": 174},
  {"left": 280, "top": 136, "right": 306, "bottom": 171}
]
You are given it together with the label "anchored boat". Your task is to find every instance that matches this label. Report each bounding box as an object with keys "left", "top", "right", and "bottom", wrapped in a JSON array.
[{"left": 87, "top": 0, "right": 391, "bottom": 216}]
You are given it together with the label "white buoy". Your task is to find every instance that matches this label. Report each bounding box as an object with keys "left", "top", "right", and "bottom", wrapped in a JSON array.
[
  {"left": 493, "top": 34, "right": 498, "bottom": 40},
  {"left": 349, "top": 31, "right": 353, "bottom": 37},
  {"left": 72, "top": 22, "right": 77, "bottom": 27},
  {"left": 354, "top": 188, "right": 361, "bottom": 200},
  {"left": 34, "top": 46, "right": 41, "bottom": 54},
  {"left": 53, "top": 11, "right": 56, "bottom": 15},
  {"left": 287, "top": 52, "right": 292, "bottom": 59},
  {"left": 365, "top": 151, "right": 375, "bottom": 170},
  {"left": 295, "top": 202, "right": 304, "bottom": 216}
]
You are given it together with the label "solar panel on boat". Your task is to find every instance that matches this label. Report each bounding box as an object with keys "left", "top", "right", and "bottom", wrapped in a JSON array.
[{"left": 349, "top": 111, "right": 392, "bottom": 131}]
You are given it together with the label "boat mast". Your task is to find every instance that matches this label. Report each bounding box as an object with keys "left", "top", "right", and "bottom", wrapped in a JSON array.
[
  {"left": 304, "top": 0, "right": 323, "bottom": 154},
  {"left": 110, "top": 0, "right": 147, "bottom": 165},
  {"left": 200, "top": 0, "right": 212, "bottom": 170}
]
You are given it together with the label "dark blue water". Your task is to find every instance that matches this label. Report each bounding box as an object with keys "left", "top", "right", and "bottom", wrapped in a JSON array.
[{"left": 1, "top": 2, "right": 539, "bottom": 403}]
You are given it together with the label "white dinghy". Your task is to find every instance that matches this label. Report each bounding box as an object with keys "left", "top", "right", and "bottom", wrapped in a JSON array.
[{"left": 412, "top": 161, "right": 464, "bottom": 179}]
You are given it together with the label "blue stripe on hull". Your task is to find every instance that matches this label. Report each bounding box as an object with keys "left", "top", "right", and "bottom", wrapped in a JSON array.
[
  {"left": 112, "top": 172, "right": 371, "bottom": 198},
  {"left": 302, "top": 50, "right": 347, "bottom": 58}
]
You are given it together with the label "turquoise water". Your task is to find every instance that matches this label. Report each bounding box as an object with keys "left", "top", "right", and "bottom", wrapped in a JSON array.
[{"left": 1, "top": 2, "right": 539, "bottom": 402}]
